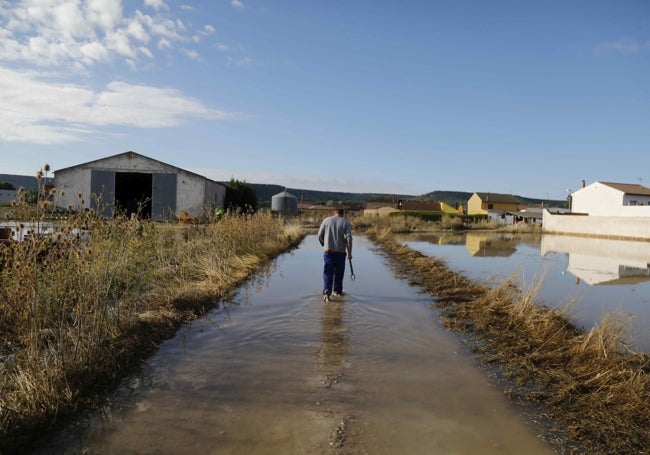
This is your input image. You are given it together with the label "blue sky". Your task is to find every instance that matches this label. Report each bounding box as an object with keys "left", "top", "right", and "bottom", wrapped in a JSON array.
[{"left": 1, "top": 0, "right": 648, "bottom": 200}]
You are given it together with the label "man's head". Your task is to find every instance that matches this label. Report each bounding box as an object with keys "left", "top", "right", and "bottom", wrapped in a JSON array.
[{"left": 335, "top": 208, "right": 345, "bottom": 217}]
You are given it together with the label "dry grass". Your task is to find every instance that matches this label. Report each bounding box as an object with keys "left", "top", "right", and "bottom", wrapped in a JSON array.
[
  {"left": 0, "top": 193, "right": 304, "bottom": 452},
  {"left": 365, "top": 226, "right": 650, "bottom": 455},
  {"left": 352, "top": 212, "right": 522, "bottom": 233}
]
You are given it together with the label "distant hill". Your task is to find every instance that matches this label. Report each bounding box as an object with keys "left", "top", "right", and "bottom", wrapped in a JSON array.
[
  {"left": 246, "top": 183, "right": 414, "bottom": 206},
  {"left": 1, "top": 174, "right": 566, "bottom": 208},
  {"left": 0, "top": 174, "right": 43, "bottom": 191},
  {"left": 254, "top": 185, "right": 567, "bottom": 209}
]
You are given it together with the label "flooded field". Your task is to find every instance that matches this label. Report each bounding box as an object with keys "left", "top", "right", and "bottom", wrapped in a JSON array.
[
  {"left": 397, "top": 232, "right": 650, "bottom": 352},
  {"left": 40, "top": 235, "right": 555, "bottom": 454}
]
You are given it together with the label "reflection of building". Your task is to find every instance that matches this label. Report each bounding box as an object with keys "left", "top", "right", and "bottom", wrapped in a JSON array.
[
  {"left": 465, "top": 232, "right": 516, "bottom": 257},
  {"left": 541, "top": 234, "right": 650, "bottom": 285}
]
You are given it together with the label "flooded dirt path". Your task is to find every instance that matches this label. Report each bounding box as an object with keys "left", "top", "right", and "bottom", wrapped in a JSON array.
[{"left": 45, "top": 235, "right": 555, "bottom": 454}]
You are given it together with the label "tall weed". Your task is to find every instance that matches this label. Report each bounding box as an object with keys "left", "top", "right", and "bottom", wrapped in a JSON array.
[{"left": 0, "top": 188, "right": 303, "bottom": 451}]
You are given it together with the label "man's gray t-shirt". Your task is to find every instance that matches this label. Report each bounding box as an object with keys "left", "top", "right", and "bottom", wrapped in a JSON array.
[{"left": 318, "top": 216, "right": 352, "bottom": 253}]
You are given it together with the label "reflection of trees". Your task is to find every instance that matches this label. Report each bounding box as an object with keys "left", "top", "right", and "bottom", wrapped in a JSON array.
[{"left": 316, "top": 302, "right": 349, "bottom": 388}]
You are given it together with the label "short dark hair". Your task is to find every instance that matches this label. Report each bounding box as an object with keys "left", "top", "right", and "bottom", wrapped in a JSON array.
[{"left": 336, "top": 208, "right": 345, "bottom": 216}]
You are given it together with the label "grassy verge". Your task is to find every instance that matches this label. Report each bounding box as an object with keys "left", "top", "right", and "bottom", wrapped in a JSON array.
[
  {"left": 349, "top": 212, "right": 541, "bottom": 233},
  {"left": 364, "top": 226, "right": 650, "bottom": 455},
  {"left": 0, "top": 211, "right": 304, "bottom": 452}
]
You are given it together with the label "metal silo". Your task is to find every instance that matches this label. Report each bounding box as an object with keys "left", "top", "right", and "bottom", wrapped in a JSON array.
[{"left": 271, "top": 189, "right": 298, "bottom": 215}]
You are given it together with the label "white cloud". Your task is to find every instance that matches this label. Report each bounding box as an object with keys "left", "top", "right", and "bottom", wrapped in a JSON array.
[
  {"left": 158, "top": 37, "right": 171, "bottom": 49},
  {"left": 54, "top": 1, "right": 92, "bottom": 38},
  {"left": 596, "top": 37, "right": 650, "bottom": 54},
  {"left": 183, "top": 48, "right": 200, "bottom": 60},
  {"left": 80, "top": 41, "right": 109, "bottom": 63},
  {"left": 105, "top": 28, "right": 138, "bottom": 58},
  {"left": 144, "top": 0, "right": 169, "bottom": 11},
  {"left": 86, "top": 0, "right": 123, "bottom": 31},
  {"left": 214, "top": 43, "right": 231, "bottom": 52},
  {"left": 0, "top": 0, "right": 204, "bottom": 69},
  {"left": 127, "top": 17, "right": 150, "bottom": 42},
  {"left": 0, "top": 67, "right": 234, "bottom": 144},
  {"left": 193, "top": 24, "right": 215, "bottom": 42},
  {"left": 227, "top": 55, "right": 252, "bottom": 66},
  {"left": 231, "top": 0, "right": 244, "bottom": 9}
]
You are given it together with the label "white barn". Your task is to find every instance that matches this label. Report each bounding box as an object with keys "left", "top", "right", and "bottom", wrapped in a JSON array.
[
  {"left": 571, "top": 181, "right": 650, "bottom": 217},
  {"left": 54, "top": 152, "right": 226, "bottom": 221}
]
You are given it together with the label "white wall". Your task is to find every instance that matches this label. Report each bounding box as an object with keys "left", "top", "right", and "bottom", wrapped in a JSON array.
[
  {"left": 543, "top": 210, "right": 650, "bottom": 240},
  {"left": 54, "top": 166, "right": 91, "bottom": 211}
]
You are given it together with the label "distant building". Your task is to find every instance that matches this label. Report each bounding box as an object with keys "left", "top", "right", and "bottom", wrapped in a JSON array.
[
  {"left": 570, "top": 181, "right": 650, "bottom": 217},
  {"left": 543, "top": 180, "right": 650, "bottom": 240},
  {"left": 54, "top": 151, "right": 226, "bottom": 221},
  {"left": 398, "top": 200, "right": 442, "bottom": 211},
  {"left": 363, "top": 199, "right": 458, "bottom": 218},
  {"left": 271, "top": 190, "right": 298, "bottom": 215},
  {"left": 365, "top": 201, "right": 398, "bottom": 210},
  {"left": 363, "top": 206, "right": 400, "bottom": 217},
  {"left": 467, "top": 192, "right": 520, "bottom": 223}
]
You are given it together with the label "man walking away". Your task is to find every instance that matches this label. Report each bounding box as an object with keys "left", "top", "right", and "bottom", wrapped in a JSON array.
[{"left": 318, "top": 208, "right": 353, "bottom": 302}]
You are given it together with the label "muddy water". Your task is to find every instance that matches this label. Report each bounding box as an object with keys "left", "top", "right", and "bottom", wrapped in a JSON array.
[{"left": 45, "top": 235, "right": 554, "bottom": 454}]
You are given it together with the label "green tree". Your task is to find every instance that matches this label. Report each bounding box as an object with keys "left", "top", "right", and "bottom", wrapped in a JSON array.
[
  {"left": 225, "top": 179, "right": 258, "bottom": 212},
  {"left": 0, "top": 182, "right": 16, "bottom": 190},
  {"left": 25, "top": 189, "right": 38, "bottom": 204}
]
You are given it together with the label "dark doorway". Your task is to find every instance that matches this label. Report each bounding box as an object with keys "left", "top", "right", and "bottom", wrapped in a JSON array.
[{"left": 115, "top": 172, "right": 153, "bottom": 219}]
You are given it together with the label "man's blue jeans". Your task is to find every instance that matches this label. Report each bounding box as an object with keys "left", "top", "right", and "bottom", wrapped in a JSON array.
[{"left": 323, "top": 252, "right": 346, "bottom": 295}]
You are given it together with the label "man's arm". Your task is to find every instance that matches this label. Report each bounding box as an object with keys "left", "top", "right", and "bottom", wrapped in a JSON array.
[
  {"left": 345, "top": 221, "right": 352, "bottom": 259},
  {"left": 317, "top": 220, "right": 326, "bottom": 247}
]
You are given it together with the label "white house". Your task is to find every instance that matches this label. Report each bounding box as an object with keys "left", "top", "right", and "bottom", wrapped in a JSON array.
[
  {"left": 54, "top": 151, "right": 226, "bottom": 221},
  {"left": 543, "top": 180, "right": 650, "bottom": 240},
  {"left": 571, "top": 181, "right": 650, "bottom": 217}
]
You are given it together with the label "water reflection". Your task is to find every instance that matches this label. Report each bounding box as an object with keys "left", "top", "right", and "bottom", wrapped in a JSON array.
[
  {"left": 465, "top": 232, "right": 516, "bottom": 257},
  {"left": 398, "top": 231, "right": 650, "bottom": 351},
  {"left": 316, "top": 300, "right": 349, "bottom": 388},
  {"left": 541, "top": 234, "right": 650, "bottom": 286},
  {"left": 38, "top": 235, "right": 557, "bottom": 454}
]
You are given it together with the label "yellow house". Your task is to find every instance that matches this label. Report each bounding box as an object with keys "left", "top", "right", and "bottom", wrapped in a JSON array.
[{"left": 467, "top": 192, "right": 520, "bottom": 215}]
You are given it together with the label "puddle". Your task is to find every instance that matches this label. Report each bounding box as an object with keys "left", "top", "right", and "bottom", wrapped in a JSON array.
[
  {"left": 40, "top": 236, "right": 555, "bottom": 454},
  {"left": 397, "top": 232, "right": 650, "bottom": 352}
]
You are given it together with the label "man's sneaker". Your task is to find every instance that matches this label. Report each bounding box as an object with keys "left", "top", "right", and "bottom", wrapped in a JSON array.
[
  {"left": 323, "top": 293, "right": 330, "bottom": 303},
  {"left": 333, "top": 291, "right": 345, "bottom": 297}
]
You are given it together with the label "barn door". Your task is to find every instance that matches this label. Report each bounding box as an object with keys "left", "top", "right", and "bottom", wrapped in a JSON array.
[
  {"left": 90, "top": 170, "right": 115, "bottom": 218},
  {"left": 152, "top": 173, "right": 177, "bottom": 220}
]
